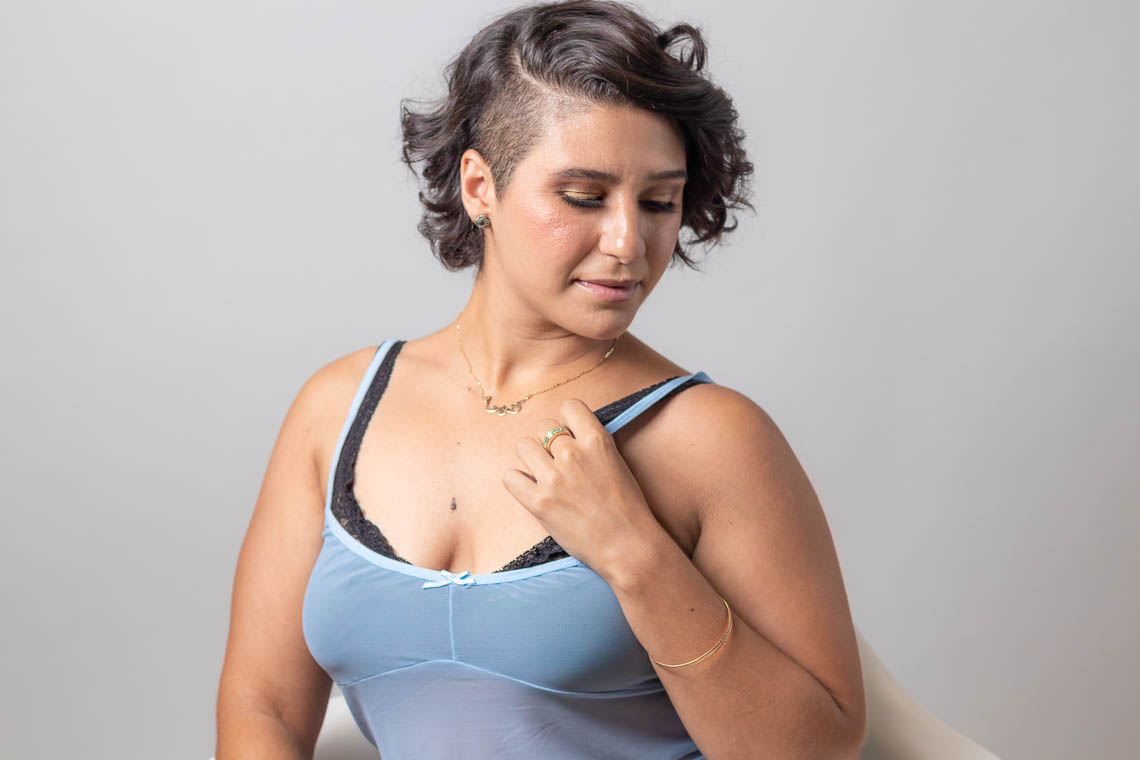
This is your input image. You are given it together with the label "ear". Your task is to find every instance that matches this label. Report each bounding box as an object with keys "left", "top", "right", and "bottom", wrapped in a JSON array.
[{"left": 460, "top": 148, "right": 496, "bottom": 219}]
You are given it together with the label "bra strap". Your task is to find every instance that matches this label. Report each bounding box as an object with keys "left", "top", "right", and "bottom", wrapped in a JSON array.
[
  {"left": 324, "top": 339, "right": 399, "bottom": 524},
  {"left": 603, "top": 370, "right": 715, "bottom": 435}
]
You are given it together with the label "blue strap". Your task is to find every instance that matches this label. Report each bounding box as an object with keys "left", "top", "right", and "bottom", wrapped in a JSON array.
[
  {"left": 323, "top": 339, "right": 397, "bottom": 529},
  {"left": 603, "top": 370, "right": 714, "bottom": 435}
]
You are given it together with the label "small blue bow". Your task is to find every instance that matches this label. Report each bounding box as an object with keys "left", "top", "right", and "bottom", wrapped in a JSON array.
[{"left": 422, "top": 569, "right": 476, "bottom": 589}]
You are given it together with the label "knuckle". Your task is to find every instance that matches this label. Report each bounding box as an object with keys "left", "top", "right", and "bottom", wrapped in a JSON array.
[{"left": 581, "top": 429, "right": 606, "bottom": 448}]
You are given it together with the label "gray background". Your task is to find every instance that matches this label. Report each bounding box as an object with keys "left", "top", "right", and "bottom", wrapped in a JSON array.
[{"left": 2, "top": 1, "right": 1137, "bottom": 758}]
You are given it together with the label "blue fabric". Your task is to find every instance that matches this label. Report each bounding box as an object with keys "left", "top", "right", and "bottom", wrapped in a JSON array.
[{"left": 303, "top": 338, "right": 715, "bottom": 758}]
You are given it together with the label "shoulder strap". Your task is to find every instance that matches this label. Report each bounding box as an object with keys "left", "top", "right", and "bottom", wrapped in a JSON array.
[
  {"left": 324, "top": 339, "right": 400, "bottom": 519},
  {"left": 603, "top": 370, "right": 715, "bottom": 435}
]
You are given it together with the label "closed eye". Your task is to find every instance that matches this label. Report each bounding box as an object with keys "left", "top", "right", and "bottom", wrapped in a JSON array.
[{"left": 559, "top": 192, "right": 677, "bottom": 214}]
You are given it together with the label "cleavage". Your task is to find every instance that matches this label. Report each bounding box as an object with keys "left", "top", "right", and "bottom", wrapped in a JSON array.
[{"left": 352, "top": 406, "right": 560, "bottom": 575}]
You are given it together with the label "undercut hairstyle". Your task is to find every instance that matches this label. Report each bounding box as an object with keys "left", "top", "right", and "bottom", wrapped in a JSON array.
[{"left": 399, "top": 0, "right": 755, "bottom": 273}]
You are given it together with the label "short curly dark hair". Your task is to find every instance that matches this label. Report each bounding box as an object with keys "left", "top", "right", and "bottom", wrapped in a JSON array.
[{"left": 399, "top": 0, "right": 754, "bottom": 273}]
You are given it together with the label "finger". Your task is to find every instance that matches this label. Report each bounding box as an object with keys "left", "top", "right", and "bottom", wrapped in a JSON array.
[
  {"left": 502, "top": 467, "right": 540, "bottom": 509},
  {"left": 557, "top": 398, "right": 610, "bottom": 446},
  {"left": 515, "top": 434, "right": 562, "bottom": 482},
  {"left": 533, "top": 416, "right": 577, "bottom": 457}
]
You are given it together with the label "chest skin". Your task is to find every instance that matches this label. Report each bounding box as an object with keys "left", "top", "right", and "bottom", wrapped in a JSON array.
[{"left": 313, "top": 336, "right": 707, "bottom": 577}]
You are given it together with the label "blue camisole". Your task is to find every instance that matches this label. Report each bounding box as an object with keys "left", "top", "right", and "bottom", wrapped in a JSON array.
[{"left": 302, "top": 338, "right": 716, "bottom": 758}]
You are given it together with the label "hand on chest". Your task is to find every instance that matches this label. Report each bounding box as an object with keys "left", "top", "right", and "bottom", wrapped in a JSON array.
[
  {"left": 338, "top": 339, "right": 713, "bottom": 576},
  {"left": 352, "top": 401, "right": 698, "bottom": 575}
]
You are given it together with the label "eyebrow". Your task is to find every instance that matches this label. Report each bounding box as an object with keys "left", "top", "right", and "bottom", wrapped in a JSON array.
[{"left": 551, "top": 167, "right": 688, "bottom": 182}]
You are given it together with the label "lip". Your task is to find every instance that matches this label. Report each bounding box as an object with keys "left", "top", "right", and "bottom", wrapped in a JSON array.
[
  {"left": 575, "top": 279, "right": 639, "bottom": 302},
  {"left": 580, "top": 278, "right": 638, "bottom": 287}
]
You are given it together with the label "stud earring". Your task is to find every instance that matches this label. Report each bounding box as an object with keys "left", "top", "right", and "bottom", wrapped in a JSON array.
[{"left": 473, "top": 213, "right": 491, "bottom": 229}]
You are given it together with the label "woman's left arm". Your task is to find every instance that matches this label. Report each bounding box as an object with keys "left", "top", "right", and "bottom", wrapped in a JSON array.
[
  {"left": 504, "top": 386, "right": 867, "bottom": 759},
  {"left": 603, "top": 388, "right": 866, "bottom": 760}
]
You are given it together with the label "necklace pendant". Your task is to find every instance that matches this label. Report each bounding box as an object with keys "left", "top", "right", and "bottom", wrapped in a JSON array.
[{"left": 484, "top": 397, "right": 524, "bottom": 416}]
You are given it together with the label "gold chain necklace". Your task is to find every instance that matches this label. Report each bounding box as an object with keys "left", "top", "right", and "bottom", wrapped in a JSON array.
[{"left": 455, "top": 320, "right": 619, "bottom": 416}]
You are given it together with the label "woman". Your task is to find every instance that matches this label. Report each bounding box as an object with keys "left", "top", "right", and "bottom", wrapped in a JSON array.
[{"left": 216, "top": 1, "right": 866, "bottom": 757}]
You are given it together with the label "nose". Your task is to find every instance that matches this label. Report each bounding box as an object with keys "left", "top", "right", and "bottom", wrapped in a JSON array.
[{"left": 597, "top": 192, "right": 647, "bottom": 263}]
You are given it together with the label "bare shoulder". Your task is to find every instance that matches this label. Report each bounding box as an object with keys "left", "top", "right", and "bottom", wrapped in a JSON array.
[
  {"left": 299, "top": 344, "right": 386, "bottom": 496},
  {"left": 614, "top": 378, "right": 776, "bottom": 554},
  {"left": 653, "top": 380, "right": 797, "bottom": 521},
  {"left": 299, "top": 344, "right": 381, "bottom": 420}
]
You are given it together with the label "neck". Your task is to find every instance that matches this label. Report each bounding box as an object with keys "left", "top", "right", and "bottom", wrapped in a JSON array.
[{"left": 454, "top": 270, "right": 622, "bottom": 395}]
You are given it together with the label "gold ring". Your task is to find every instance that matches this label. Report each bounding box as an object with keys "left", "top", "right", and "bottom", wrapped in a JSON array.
[{"left": 541, "top": 426, "right": 573, "bottom": 453}]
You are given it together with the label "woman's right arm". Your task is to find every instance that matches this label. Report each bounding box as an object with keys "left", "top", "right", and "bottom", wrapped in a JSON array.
[{"left": 214, "top": 357, "right": 355, "bottom": 759}]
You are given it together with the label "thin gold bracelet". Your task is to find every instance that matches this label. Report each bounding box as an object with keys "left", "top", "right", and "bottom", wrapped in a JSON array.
[{"left": 649, "top": 597, "right": 733, "bottom": 669}]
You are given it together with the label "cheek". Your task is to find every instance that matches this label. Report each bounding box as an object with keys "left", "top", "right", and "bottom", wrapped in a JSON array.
[
  {"left": 520, "top": 200, "right": 590, "bottom": 262},
  {"left": 645, "top": 220, "right": 680, "bottom": 274},
  {"left": 640, "top": 216, "right": 676, "bottom": 257},
  {"left": 649, "top": 212, "right": 683, "bottom": 242}
]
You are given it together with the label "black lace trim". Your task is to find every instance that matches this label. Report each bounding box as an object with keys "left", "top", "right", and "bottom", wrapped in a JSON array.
[
  {"left": 331, "top": 339, "right": 709, "bottom": 572},
  {"left": 497, "top": 535, "right": 572, "bottom": 572},
  {"left": 330, "top": 342, "right": 417, "bottom": 563}
]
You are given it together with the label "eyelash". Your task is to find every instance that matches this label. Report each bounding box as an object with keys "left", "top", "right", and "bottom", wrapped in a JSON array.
[{"left": 559, "top": 193, "right": 677, "bottom": 213}]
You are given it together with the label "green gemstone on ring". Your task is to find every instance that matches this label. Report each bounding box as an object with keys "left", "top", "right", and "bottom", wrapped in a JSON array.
[{"left": 542, "top": 427, "right": 565, "bottom": 447}]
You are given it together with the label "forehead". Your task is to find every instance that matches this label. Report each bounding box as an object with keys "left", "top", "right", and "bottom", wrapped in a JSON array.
[{"left": 525, "top": 103, "right": 686, "bottom": 177}]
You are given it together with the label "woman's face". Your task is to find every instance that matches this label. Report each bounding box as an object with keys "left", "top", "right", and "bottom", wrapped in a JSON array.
[{"left": 469, "top": 103, "right": 688, "bottom": 339}]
